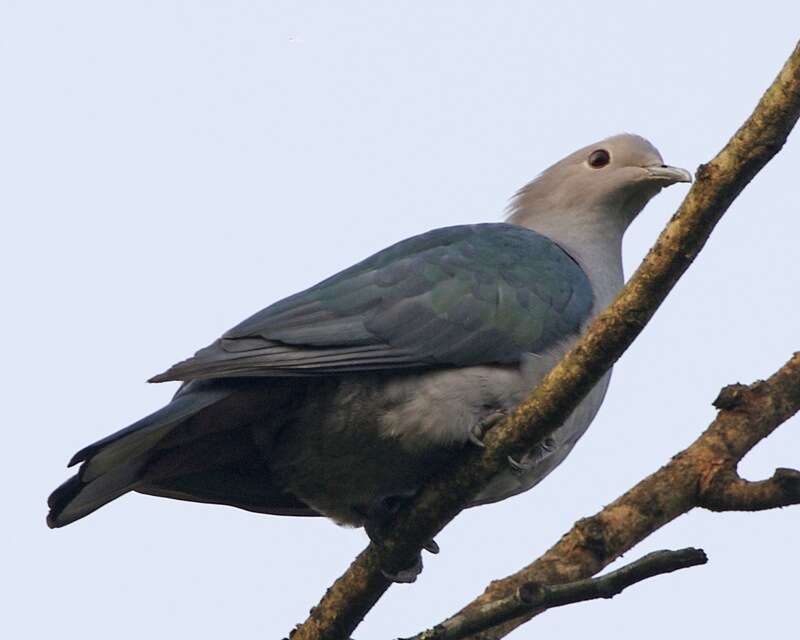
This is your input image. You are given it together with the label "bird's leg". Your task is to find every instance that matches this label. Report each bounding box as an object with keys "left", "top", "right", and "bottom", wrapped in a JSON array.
[
  {"left": 468, "top": 410, "right": 508, "bottom": 448},
  {"left": 364, "top": 494, "right": 439, "bottom": 583}
]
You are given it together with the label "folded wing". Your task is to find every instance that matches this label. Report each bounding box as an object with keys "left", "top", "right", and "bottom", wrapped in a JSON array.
[{"left": 151, "top": 224, "right": 593, "bottom": 382}]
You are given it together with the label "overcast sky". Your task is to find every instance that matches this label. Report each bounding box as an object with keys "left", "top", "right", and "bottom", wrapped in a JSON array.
[{"left": 4, "top": 2, "right": 799, "bottom": 639}]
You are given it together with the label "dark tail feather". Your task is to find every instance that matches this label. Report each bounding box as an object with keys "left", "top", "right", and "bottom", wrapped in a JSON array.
[
  {"left": 46, "top": 383, "right": 231, "bottom": 529},
  {"left": 47, "top": 460, "right": 145, "bottom": 528},
  {"left": 138, "top": 426, "right": 319, "bottom": 517},
  {"left": 70, "top": 387, "right": 230, "bottom": 479}
]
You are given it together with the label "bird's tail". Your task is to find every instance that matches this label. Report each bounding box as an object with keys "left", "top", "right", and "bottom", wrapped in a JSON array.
[{"left": 47, "top": 383, "right": 231, "bottom": 528}]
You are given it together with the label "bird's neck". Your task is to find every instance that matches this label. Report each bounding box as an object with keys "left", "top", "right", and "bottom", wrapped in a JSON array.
[{"left": 508, "top": 207, "right": 626, "bottom": 315}]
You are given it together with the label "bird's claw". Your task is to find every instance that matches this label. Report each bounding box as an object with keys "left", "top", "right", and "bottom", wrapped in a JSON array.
[
  {"left": 508, "top": 454, "right": 534, "bottom": 475},
  {"left": 423, "top": 538, "right": 440, "bottom": 554},
  {"left": 508, "top": 437, "right": 557, "bottom": 475},
  {"left": 468, "top": 428, "right": 486, "bottom": 448},
  {"left": 367, "top": 517, "right": 439, "bottom": 582},
  {"left": 468, "top": 411, "right": 508, "bottom": 448}
]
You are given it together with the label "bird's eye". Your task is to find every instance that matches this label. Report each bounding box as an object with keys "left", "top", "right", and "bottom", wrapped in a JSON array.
[{"left": 588, "top": 149, "right": 610, "bottom": 168}]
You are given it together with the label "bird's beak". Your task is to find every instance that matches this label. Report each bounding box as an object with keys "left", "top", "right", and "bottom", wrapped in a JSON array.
[{"left": 644, "top": 164, "right": 693, "bottom": 185}]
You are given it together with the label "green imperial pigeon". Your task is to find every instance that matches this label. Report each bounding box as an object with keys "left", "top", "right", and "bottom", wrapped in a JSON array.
[{"left": 47, "top": 134, "right": 690, "bottom": 578}]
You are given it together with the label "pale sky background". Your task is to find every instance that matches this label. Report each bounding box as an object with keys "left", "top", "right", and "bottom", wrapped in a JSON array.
[{"left": 3, "top": 2, "right": 799, "bottom": 639}]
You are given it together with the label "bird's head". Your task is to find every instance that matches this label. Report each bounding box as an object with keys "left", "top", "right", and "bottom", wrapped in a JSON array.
[{"left": 508, "top": 134, "right": 691, "bottom": 236}]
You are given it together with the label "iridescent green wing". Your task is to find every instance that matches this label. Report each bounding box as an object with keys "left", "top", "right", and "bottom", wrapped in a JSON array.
[{"left": 152, "top": 224, "right": 593, "bottom": 381}]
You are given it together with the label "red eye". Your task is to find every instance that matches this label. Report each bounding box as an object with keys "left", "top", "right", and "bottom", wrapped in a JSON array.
[{"left": 588, "top": 149, "right": 610, "bottom": 168}]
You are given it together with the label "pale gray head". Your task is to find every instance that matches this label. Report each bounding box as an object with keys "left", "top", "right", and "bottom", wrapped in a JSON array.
[
  {"left": 507, "top": 134, "right": 691, "bottom": 307},
  {"left": 507, "top": 133, "right": 691, "bottom": 238}
]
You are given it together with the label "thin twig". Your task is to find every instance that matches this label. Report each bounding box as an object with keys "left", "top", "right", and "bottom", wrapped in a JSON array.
[
  {"left": 289, "top": 40, "right": 800, "bottom": 640},
  {"left": 699, "top": 466, "right": 800, "bottom": 511},
  {"left": 399, "top": 548, "right": 707, "bottom": 640}
]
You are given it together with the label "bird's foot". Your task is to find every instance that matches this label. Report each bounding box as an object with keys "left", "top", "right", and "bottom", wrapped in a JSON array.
[
  {"left": 365, "top": 519, "right": 440, "bottom": 555},
  {"left": 376, "top": 537, "right": 439, "bottom": 582},
  {"left": 366, "top": 526, "right": 438, "bottom": 583},
  {"left": 365, "top": 498, "right": 439, "bottom": 584},
  {"left": 507, "top": 437, "right": 557, "bottom": 475},
  {"left": 380, "top": 555, "right": 424, "bottom": 583},
  {"left": 468, "top": 411, "right": 508, "bottom": 448}
]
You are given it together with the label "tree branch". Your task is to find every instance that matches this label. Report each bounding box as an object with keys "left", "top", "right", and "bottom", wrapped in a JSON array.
[
  {"left": 288, "top": 40, "right": 800, "bottom": 640},
  {"left": 432, "top": 352, "right": 800, "bottom": 640},
  {"left": 400, "top": 549, "right": 708, "bottom": 640}
]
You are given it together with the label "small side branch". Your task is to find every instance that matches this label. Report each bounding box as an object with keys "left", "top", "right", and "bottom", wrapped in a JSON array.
[
  {"left": 700, "top": 467, "right": 800, "bottom": 511},
  {"left": 400, "top": 549, "right": 707, "bottom": 640}
]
